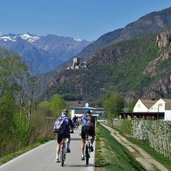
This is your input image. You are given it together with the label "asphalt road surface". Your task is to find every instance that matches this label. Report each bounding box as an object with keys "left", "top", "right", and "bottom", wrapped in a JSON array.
[{"left": 0, "top": 126, "right": 95, "bottom": 171}]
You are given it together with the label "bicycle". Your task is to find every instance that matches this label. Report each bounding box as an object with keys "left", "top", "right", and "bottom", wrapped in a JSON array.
[
  {"left": 85, "top": 133, "right": 91, "bottom": 166},
  {"left": 60, "top": 138, "right": 68, "bottom": 167},
  {"left": 74, "top": 121, "right": 79, "bottom": 129}
]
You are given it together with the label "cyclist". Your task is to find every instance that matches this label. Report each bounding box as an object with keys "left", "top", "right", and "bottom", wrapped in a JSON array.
[
  {"left": 72, "top": 115, "right": 79, "bottom": 128},
  {"left": 54, "top": 109, "right": 74, "bottom": 163},
  {"left": 80, "top": 109, "right": 95, "bottom": 160}
]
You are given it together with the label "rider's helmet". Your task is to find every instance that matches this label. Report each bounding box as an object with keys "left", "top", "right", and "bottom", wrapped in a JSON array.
[{"left": 62, "top": 109, "right": 68, "bottom": 116}]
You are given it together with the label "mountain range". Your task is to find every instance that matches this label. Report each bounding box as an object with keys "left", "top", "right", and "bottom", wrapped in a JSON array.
[
  {"left": 77, "top": 7, "right": 171, "bottom": 60},
  {"left": 39, "top": 6, "right": 171, "bottom": 106},
  {"left": 0, "top": 33, "right": 91, "bottom": 74}
]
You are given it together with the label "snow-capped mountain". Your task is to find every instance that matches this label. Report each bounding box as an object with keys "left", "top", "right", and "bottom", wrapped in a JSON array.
[
  {"left": 0, "top": 33, "right": 40, "bottom": 43},
  {"left": 0, "top": 33, "right": 91, "bottom": 74},
  {"left": 19, "top": 33, "right": 40, "bottom": 43},
  {"left": 0, "top": 34, "right": 16, "bottom": 42}
]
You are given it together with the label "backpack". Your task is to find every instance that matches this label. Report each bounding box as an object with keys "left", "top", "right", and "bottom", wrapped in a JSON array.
[
  {"left": 84, "top": 114, "right": 93, "bottom": 127},
  {"left": 53, "top": 117, "right": 66, "bottom": 134}
]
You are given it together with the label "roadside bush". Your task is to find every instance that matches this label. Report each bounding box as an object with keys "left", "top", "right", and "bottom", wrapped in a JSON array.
[
  {"left": 120, "top": 120, "right": 132, "bottom": 136},
  {"left": 13, "top": 112, "right": 32, "bottom": 148},
  {"left": 49, "top": 94, "right": 69, "bottom": 117},
  {"left": 38, "top": 101, "right": 52, "bottom": 117},
  {"left": 111, "top": 119, "right": 132, "bottom": 136}
]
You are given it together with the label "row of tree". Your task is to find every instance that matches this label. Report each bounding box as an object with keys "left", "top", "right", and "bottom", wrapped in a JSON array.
[
  {"left": 0, "top": 48, "right": 69, "bottom": 158},
  {"left": 0, "top": 49, "right": 32, "bottom": 156}
]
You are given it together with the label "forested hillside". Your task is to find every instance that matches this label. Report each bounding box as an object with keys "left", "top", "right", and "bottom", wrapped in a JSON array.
[
  {"left": 43, "top": 29, "right": 171, "bottom": 105},
  {"left": 38, "top": 7, "right": 171, "bottom": 106}
]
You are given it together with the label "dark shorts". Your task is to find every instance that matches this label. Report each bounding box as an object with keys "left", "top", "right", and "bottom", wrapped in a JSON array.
[
  {"left": 57, "top": 134, "right": 70, "bottom": 144},
  {"left": 81, "top": 125, "right": 95, "bottom": 139}
]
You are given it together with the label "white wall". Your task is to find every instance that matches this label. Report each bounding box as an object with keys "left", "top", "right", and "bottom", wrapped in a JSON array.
[
  {"left": 133, "top": 100, "right": 148, "bottom": 112},
  {"left": 164, "top": 110, "right": 171, "bottom": 120},
  {"left": 71, "top": 110, "right": 75, "bottom": 118},
  {"left": 71, "top": 109, "right": 83, "bottom": 118}
]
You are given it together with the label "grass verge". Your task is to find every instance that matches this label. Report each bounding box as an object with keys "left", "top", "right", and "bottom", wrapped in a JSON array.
[{"left": 95, "top": 122, "right": 146, "bottom": 171}]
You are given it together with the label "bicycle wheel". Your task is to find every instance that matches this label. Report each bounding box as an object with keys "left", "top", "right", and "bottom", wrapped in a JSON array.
[
  {"left": 85, "top": 144, "right": 89, "bottom": 166},
  {"left": 61, "top": 146, "right": 65, "bottom": 167}
]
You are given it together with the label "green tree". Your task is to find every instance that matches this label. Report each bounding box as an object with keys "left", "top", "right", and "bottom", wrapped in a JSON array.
[
  {"left": 0, "top": 49, "right": 29, "bottom": 96},
  {"left": 127, "top": 99, "right": 137, "bottom": 112},
  {"left": 0, "top": 49, "right": 32, "bottom": 156},
  {"left": 38, "top": 101, "right": 51, "bottom": 117},
  {"left": 0, "top": 49, "right": 30, "bottom": 133},
  {"left": 103, "top": 91, "right": 124, "bottom": 119},
  {"left": 49, "top": 94, "right": 69, "bottom": 117}
]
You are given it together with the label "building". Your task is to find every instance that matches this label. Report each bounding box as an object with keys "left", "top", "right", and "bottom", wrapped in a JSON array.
[
  {"left": 70, "top": 57, "right": 80, "bottom": 70},
  {"left": 68, "top": 57, "right": 87, "bottom": 70},
  {"left": 149, "top": 99, "right": 169, "bottom": 112},
  {"left": 71, "top": 103, "right": 104, "bottom": 120},
  {"left": 130, "top": 98, "right": 171, "bottom": 120},
  {"left": 133, "top": 99, "right": 157, "bottom": 112}
]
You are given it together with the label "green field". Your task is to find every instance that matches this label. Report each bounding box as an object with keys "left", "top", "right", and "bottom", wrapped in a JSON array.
[{"left": 95, "top": 123, "right": 146, "bottom": 171}]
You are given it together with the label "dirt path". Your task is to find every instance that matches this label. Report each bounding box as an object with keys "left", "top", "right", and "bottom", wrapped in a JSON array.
[{"left": 102, "top": 124, "right": 168, "bottom": 171}]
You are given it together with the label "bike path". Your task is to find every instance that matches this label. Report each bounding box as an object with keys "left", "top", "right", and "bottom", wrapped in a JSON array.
[{"left": 0, "top": 127, "right": 95, "bottom": 171}]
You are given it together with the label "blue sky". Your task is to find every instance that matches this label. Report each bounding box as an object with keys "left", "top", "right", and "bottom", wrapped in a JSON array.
[{"left": 1, "top": 0, "right": 171, "bottom": 41}]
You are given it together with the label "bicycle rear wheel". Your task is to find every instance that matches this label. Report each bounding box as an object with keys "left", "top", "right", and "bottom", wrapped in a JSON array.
[
  {"left": 61, "top": 147, "right": 65, "bottom": 167},
  {"left": 85, "top": 144, "right": 89, "bottom": 166}
]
